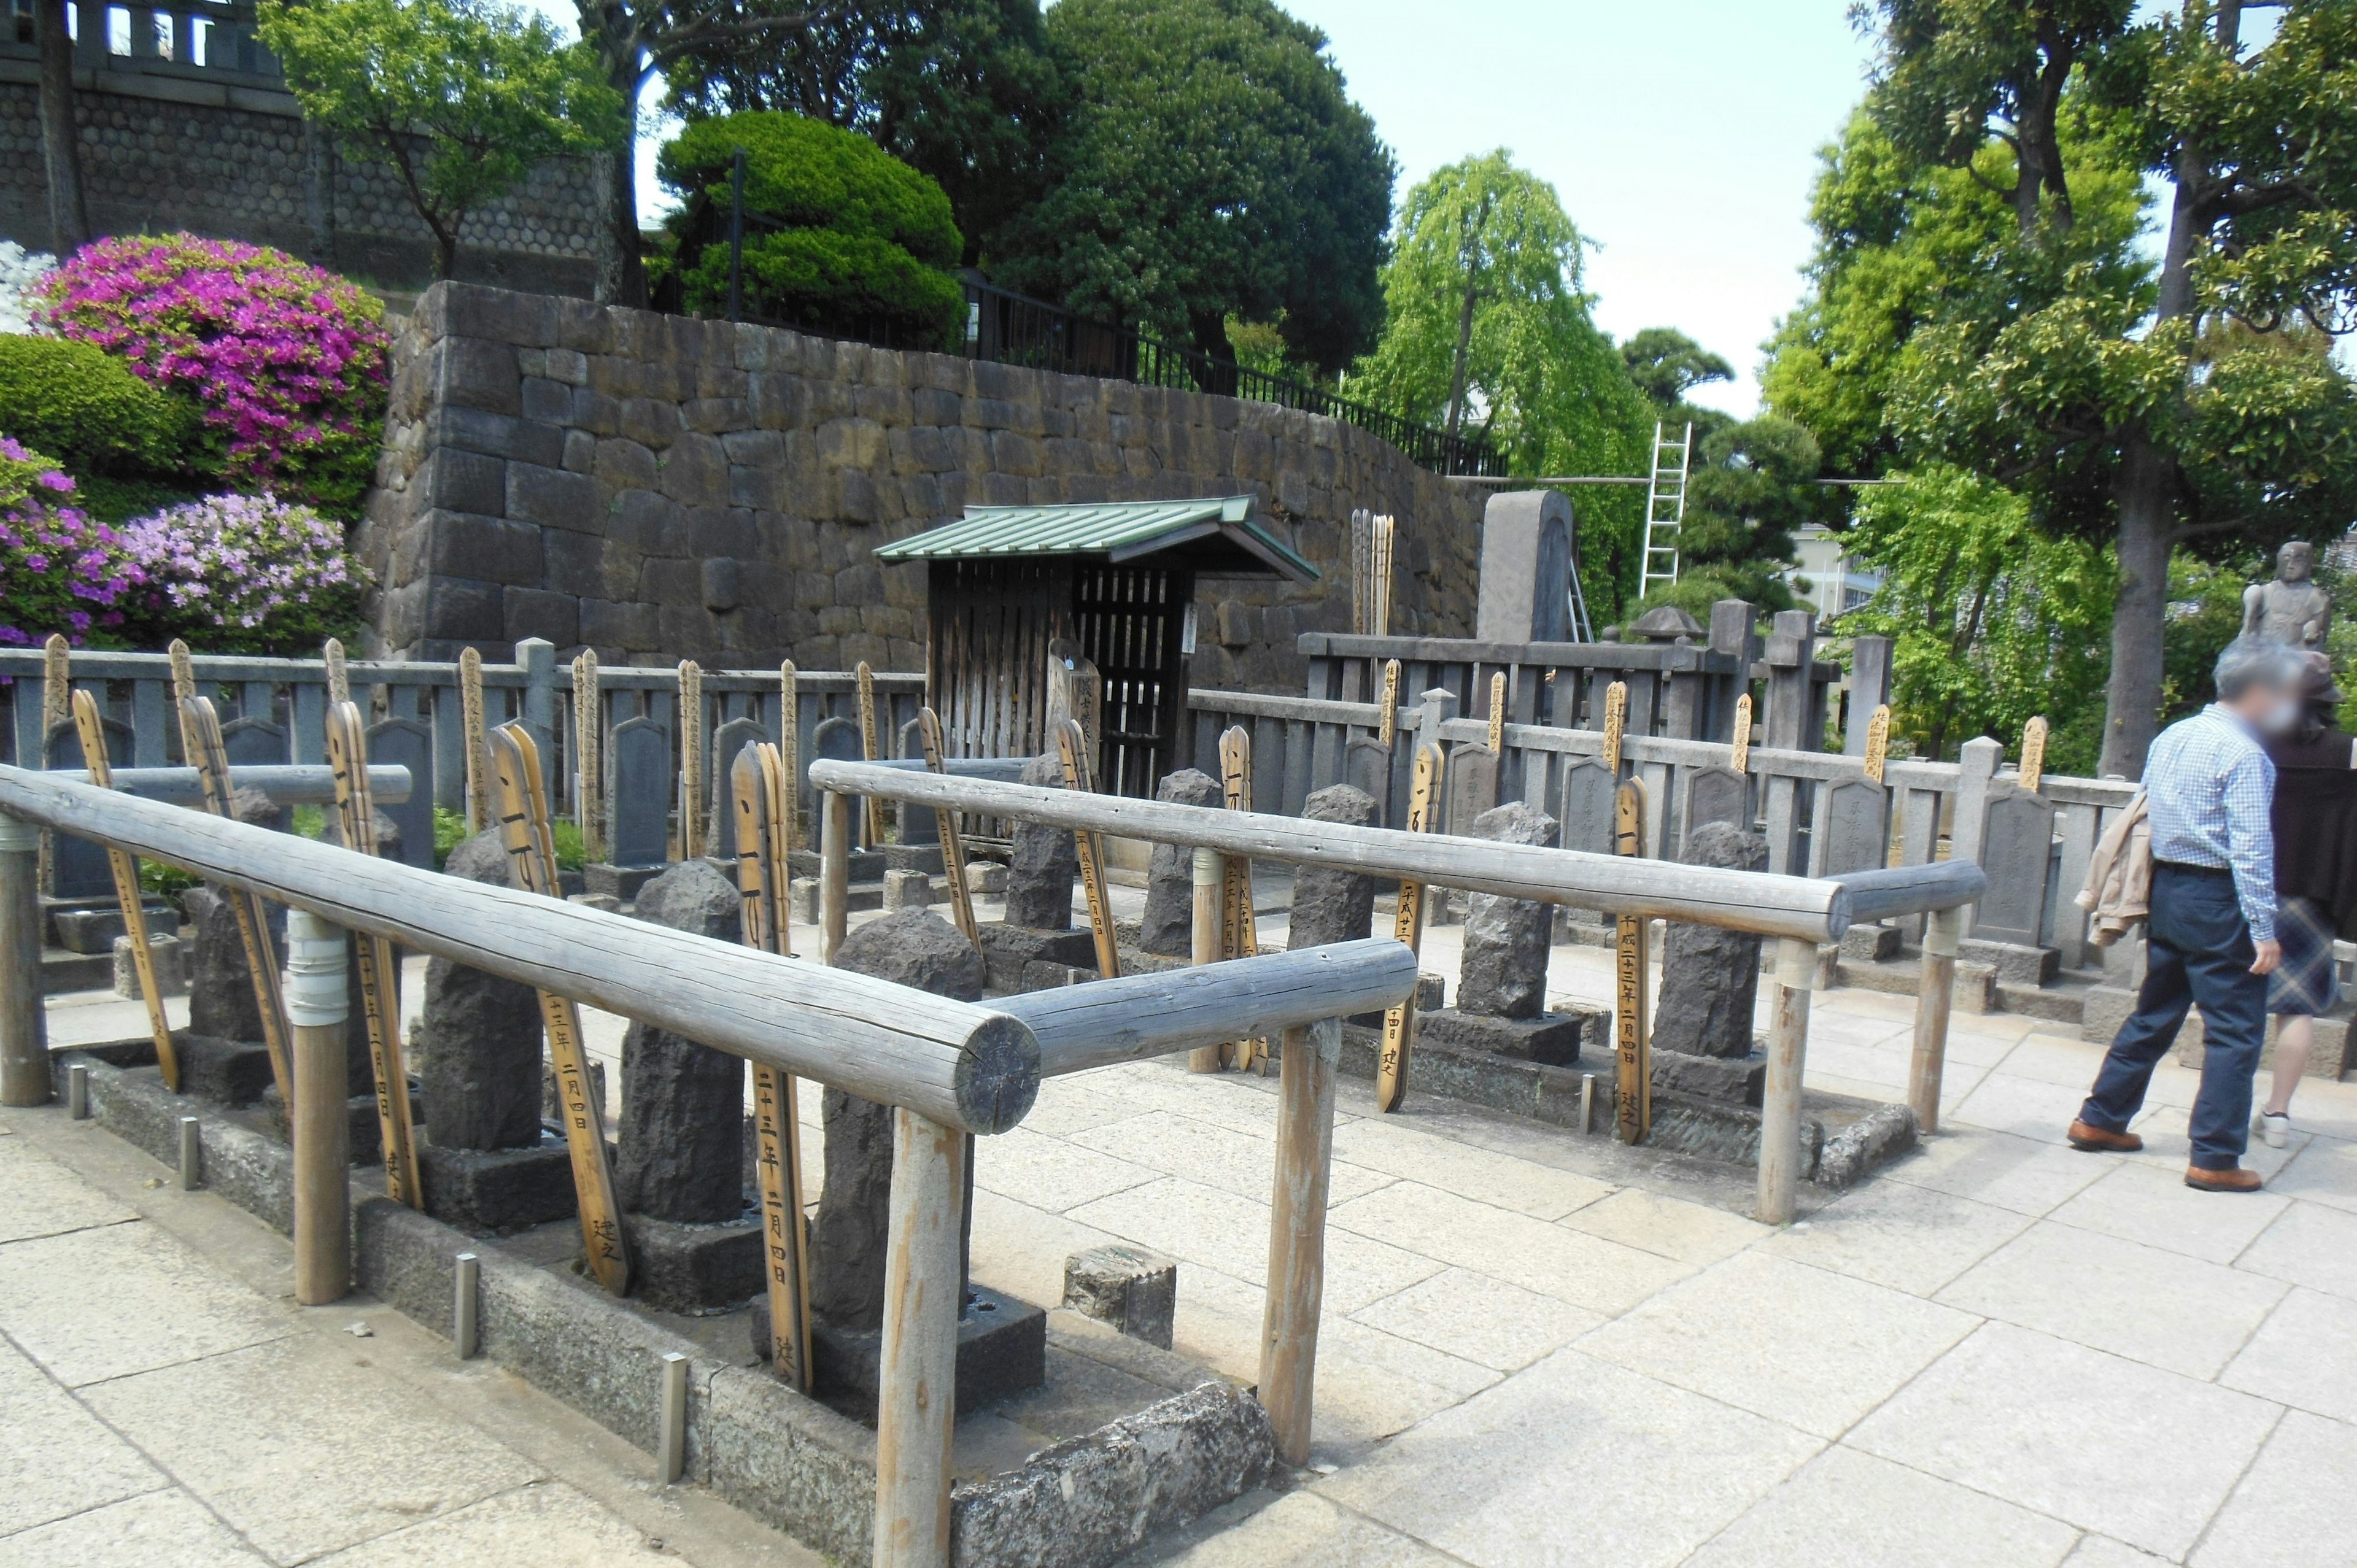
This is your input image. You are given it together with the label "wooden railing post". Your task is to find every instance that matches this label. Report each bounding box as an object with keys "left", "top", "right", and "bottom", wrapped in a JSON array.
[
  {"left": 874, "top": 1108, "right": 966, "bottom": 1568},
  {"left": 1757, "top": 935, "right": 1818, "bottom": 1224},
  {"left": 1261, "top": 1016, "right": 1341, "bottom": 1467},
  {"left": 0, "top": 810, "right": 47, "bottom": 1106},
  {"left": 285, "top": 908, "right": 352, "bottom": 1304},
  {"left": 1188, "top": 848, "right": 1225, "bottom": 1072},
  {"left": 820, "top": 788, "right": 850, "bottom": 964},
  {"left": 1910, "top": 904, "right": 1964, "bottom": 1133}
]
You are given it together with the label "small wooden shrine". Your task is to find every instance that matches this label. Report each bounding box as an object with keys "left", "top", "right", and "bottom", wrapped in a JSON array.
[{"left": 875, "top": 496, "right": 1315, "bottom": 796}]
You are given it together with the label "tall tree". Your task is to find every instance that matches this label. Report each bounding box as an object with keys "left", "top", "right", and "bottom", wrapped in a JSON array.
[
  {"left": 1620, "top": 327, "right": 1733, "bottom": 413},
  {"left": 35, "top": 0, "right": 88, "bottom": 253},
  {"left": 993, "top": 0, "right": 1394, "bottom": 379},
  {"left": 661, "top": 1, "right": 1063, "bottom": 266},
  {"left": 1855, "top": 0, "right": 2357, "bottom": 775},
  {"left": 260, "top": 0, "right": 623, "bottom": 280},
  {"left": 1357, "top": 150, "right": 1652, "bottom": 609}
]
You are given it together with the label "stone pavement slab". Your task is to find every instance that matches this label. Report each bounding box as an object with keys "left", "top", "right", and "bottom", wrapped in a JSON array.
[
  {"left": 2231, "top": 1196, "right": 2357, "bottom": 1300},
  {"left": 1557, "top": 1186, "right": 1770, "bottom": 1267},
  {"left": 1347, "top": 1267, "right": 1603, "bottom": 1375},
  {"left": 0, "top": 1134, "right": 134, "bottom": 1243},
  {"left": 2046, "top": 1159, "right": 2290, "bottom": 1263},
  {"left": 0, "top": 1338, "right": 163, "bottom": 1539},
  {"left": 1878, "top": 1127, "right": 2113, "bottom": 1217},
  {"left": 1682, "top": 1444, "right": 2078, "bottom": 1568},
  {"left": 2189, "top": 1408, "right": 2357, "bottom": 1567},
  {"left": 1325, "top": 1181, "right": 1690, "bottom": 1315},
  {"left": 1848, "top": 1322, "right": 2281, "bottom": 1559},
  {"left": 2220, "top": 1285, "right": 2357, "bottom": 1423},
  {"left": 0, "top": 1220, "right": 292, "bottom": 1387},
  {"left": 306, "top": 1480, "right": 686, "bottom": 1566},
  {"left": 0, "top": 1487, "right": 266, "bottom": 1568},
  {"left": 1763, "top": 1178, "right": 2032, "bottom": 1296},
  {"left": 1144, "top": 1491, "right": 1461, "bottom": 1567}
]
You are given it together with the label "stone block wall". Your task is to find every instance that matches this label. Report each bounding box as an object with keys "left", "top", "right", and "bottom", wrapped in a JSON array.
[
  {"left": 0, "top": 65, "right": 600, "bottom": 295},
  {"left": 360, "top": 282, "right": 1485, "bottom": 684}
]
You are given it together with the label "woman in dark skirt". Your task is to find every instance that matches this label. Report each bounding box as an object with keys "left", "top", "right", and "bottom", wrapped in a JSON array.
[{"left": 2259, "top": 655, "right": 2357, "bottom": 1146}]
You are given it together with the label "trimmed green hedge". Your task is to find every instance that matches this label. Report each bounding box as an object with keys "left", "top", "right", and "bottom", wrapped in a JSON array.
[
  {"left": 659, "top": 112, "right": 964, "bottom": 347},
  {"left": 0, "top": 334, "right": 192, "bottom": 476}
]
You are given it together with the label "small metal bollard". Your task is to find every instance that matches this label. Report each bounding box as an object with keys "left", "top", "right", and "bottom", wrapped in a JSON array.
[
  {"left": 1579, "top": 1073, "right": 1596, "bottom": 1135},
  {"left": 177, "top": 1115, "right": 201, "bottom": 1189},
  {"left": 67, "top": 1064, "right": 89, "bottom": 1120},
  {"left": 658, "top": 1351, "right": 689, "bottom": 1484},
  {"left": 454, "top": 1253, "right": 480, "bottom": 1360}
]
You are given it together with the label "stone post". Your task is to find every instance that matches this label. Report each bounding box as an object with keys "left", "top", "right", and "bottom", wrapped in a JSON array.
[
  {"left": 1140, "top": 769, "right": 1223, "bottom": 957},
  {"left": 1285, "top": 785, "right": 1379, "bottom": 948},
  {"left": 1418, "top": 801, "right": 1585, "bottom": 1065},
  {"left": 1004, "top": 753, "right": 1076, "bottom": 929}
]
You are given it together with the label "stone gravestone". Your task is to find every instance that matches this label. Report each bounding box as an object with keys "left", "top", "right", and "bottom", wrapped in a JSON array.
[
  {"left": 1557, "top": 756, "right": 1616, "bottom": 857},
  {"left": 221, "top": 713, "right": 290, "bottom": 833},
  {"left": 1962, "top": 784, "right": 2059, "bottom": 984},
  {"left": 1139, "top": 769, "right": 1222, "bottom": 957},
  {"left": 1475, "top": 489, "right": 1573, "bottom": 644},
  {"left": 175, "top": 787, "right": 288, "bottom": 1105},
  {"left": 979, "top": 753, "right": 1094, "bottom": 990},
  {"left": 1419, "top": 802, "right": 1585, "bottom": 1066},
  {"left": 1344, "top": 737, "right": 1391, "bottom": 824},
  {"left": 897, "top": 719, "right": 937, "bottom": 846},
  {"left": 1816, "top": 778, "right": 1891, "bottom": 876},
  {"left": 1650, "top": 822, "right": 1770, "bottom": 1106},
  {"left": 47, "top": 714, "right": 131, "bottom": 900},
  {"left": 594, "top": 716, "right": 670, "bottom": 900},
  {"left": 799, "top": 910, "right": 1044, "bottom": 1406},
  {"left": 809, "top": 716, "right": 864, "bottom": 846},
  {"left": 1682, "top": 767, "right": 1749, "bottom": 852},
  {"left": 1287, "top": 785, "right": 1379, "bottom": 949},
  {"left": 414, "top": 829, "right": 575, "bottom": 1231},
  {"left": 614, "top": 859, "right": 761, "bottom": 1311},
  {"left": 366, "top": 716, "right": 436, "bottom": 871},
  {"left": 705, "top": 716, "right": 769, "bottom": 862},
  {"left": 1444, "top": 744, "right": 1500, "bottom": 839}
]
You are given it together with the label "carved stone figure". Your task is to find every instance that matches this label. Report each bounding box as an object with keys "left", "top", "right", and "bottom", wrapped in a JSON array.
[{"left": 2243, "top": 541, "right": 2333, "bottom": 651}]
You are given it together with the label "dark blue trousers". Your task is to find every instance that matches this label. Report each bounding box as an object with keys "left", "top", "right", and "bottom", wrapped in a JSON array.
[{"left": 2080, "top": 863, "right": 2267, "bottom": 1170}]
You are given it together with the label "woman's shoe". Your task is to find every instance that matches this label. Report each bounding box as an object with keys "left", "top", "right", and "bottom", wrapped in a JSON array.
[{"left": 2256, "top": 1110, "right": 2291, "bottom": 1149}]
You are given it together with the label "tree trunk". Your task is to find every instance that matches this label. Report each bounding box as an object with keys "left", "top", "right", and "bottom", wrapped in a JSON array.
[
  {"left": 432, "top": 222, "right": 459, "bottom": 283},
  {"left": 1190, "top": 312, "right": 1239, "bottom": 398},
  {"left": 1444, "top": 266, "right": 1478, "bottom": 443},
  {"left": 595, "top": 146, "right": 649, "bottom": 308},
  {"left": 2102, "top": 436, "right": 2175, "bottom": 779},
  {"left": 36, "top": 0, "right": 88, "bottom": 255}
]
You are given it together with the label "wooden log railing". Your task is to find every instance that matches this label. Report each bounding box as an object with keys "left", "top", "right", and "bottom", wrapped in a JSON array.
[
  {"left": 811, "top": 757, "right": 1987, "bottom": 1233},
  {"left": 1, "top": 762, "right": 1415, "bottom": 1567}
]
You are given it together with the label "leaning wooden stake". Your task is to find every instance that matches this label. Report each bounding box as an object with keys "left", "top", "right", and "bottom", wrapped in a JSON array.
[
  {"left": 38, "top": 635, "right": 67, "bottom": 895},
  {"left": 1261, "top": 1016, "right": 1341, "bottom": 1466},
  {"left": 166, "top": 639, "right": 196, "bottom": 709},
  {"left": 71, "top": 690, "right": 179, "bottom": 1091},
  {"left": 460, "top": 647, "right": 490, "bottom": 832},
  {"left": 732, "top": 744, "right": 815, "bottom": 1389},
  {"left": 873, "top": 1109, "right": 966, "bottom": 1568},
  {"left": 678, "top": 660, "right": 705, "bottom": 859},
  {"left": 1730, "top": 692, "right": 1752, "bottom": 775},
  {"left": 1757, "top": 935, "right": 1818, "bottom": 1224},
  {"left": 1613, "top": 776, "right": 1651, "bottom": 1145},
  {"left": 326, "top": 702, "right": 423, "bottom": 1207},
  {"left": 573, "top": 649, "right": 603, "bottom": 862},
  {"left": 181, "top": 695, "right": 293, "bottom": 1108},
  {"left": 1055, "top": 719, "right": 1119, "bottom": 979},
  {"left": 1219, "top": 725, "right": 1264, "bottom": 1073},
  {"left": 2019, "top": 714, "right": 2048, "bottom": 795},
  {"left": 1377, "top": 658, "right": 1401, "bottom": 745},
  {"left": 919, "top": 709, "right": 978, "bottom": 946},
  {"left": 1374, "top": 743, "right": 1444, "bottom": 1114},
  {"left": 857, "top": 660, "right": 887, "bottom": 847},
  {"left": 324, "top": 637, "right": 350, "bottom": 708},
  {"left": 490, "top": 722, "right": 631, "bottom": 1292}
]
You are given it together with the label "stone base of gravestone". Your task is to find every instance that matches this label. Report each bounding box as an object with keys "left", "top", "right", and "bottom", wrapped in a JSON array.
[
  {"left": 1140, "top": 770, "right": 1223, "bottom": 956},
  {"left": 789, "top": 847, "right": 888, "bottom": 884},
  {"left": 1651, "top": 1046, "right": 1767, "bottom": 1107},
  {"left": 750, "top": 1283, "right": 1048, "bottom": 1418},
  {"left": 1417, "top": 1007, "right": 1584, "bottom": 1067},
  {"left": 111, "top": 933, "right": 185, "bottom": 999},
  {"left": 39, "top": 893, "right": 118, "bottom": 948},
  {"left": 584, "top": 863, "right": 664, "bottom": 903},
  {"left": 881, "top": 843, "right": 945, "bottom": 876},
  {"left": 1840, "top": 922, "right": 1903, "bottom": 963},
  {"left": 172, "top": 1032, "right": 277, "bottom": 1106},
  {"left": 622, "top": 1213, "right": 763, "bottom": 1316},
  {"left": 55, "top": 902, "right": 174, "bottom": 956},
  {"left": 1345, "top": 972, "right": 1446, "bottom": 1029},
  {"left": 1959, "top": 938, "right": 2059, "bottom": 987},
  {"left": 977, "top": 922, "right": 1099, "bottom": 994},
  {"left": 1062, "top": 1243, "right": 1178, "bottom": 1350},
  {"left": 881, "top": 868, "right": 931, "bottom": 911},
  {"left": 1652, "top": 824, "right": 1769, "bottom": 1060},
  {"left": 417, "top": 1135, "right": 579, "bottom": 1233}
]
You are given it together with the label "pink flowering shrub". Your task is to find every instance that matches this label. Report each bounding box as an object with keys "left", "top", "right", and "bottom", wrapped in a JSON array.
[
  {"left": 35, "top": 234, "right": 390, "bottom": 514},
  {"left": 118, "top": 493, "right": 369, "bottom": 655},
  {"left": 0, "top": 437, "right": 144, "bottom": 648}
]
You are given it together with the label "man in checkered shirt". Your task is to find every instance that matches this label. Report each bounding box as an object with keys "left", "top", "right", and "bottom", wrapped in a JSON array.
[{"left": 2072, "top": 636, "right": 2311, "bottom": 1192}]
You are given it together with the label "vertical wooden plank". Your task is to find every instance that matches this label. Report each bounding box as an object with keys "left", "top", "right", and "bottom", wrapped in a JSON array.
[
  {"left": 0, "top": 813, "right": 46, "bottom": 1106},
  {"left": 1188, "top": 849, "right": 1225, "bottom": 1073},
  {"left": 1757, "top": 937, "right": 1817, "bottom": 1224},
  {"left": 1260, "top": 1017, "right": 1340, "bottom": 1467},
  {"left": 131, "top": 679, "right": 166, "bottom": 767},
  {"left": 821, "top": 790, "right": 850, "bottom": 965},
  {"left": 873, "top": 1111, "right": 965, "bottom": 1568},
  {"left": 285, "top": 908, "right": 351, "bottom": 1305},
  {"left": 1910, "top": 906, "right": 1964, "bottom": 1134}
]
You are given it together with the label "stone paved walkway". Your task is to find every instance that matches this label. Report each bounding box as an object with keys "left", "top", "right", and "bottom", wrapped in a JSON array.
[{"left": 21, "top": 900, "right": 2357, "bottom": 1566}]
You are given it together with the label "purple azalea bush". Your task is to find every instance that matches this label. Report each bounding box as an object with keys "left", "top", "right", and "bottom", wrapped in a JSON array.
[
  {"left": 117, "top": 493, "right": 368, "bottom": 655},
  {"left": 34, "top": 234, "right": 390, "bottom": 514},
  {"left": 0, "top": 437, "right": 143, "bottom": 648}
]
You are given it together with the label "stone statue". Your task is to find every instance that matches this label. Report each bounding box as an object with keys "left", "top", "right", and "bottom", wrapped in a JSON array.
[{"left": 2243, "top": 541, "right": 2333, "bottom": 651}]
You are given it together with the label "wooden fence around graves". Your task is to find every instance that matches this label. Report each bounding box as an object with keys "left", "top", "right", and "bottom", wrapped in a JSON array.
[{"left": 0, "top": 761, "right": 1416, "bottom": 1568}]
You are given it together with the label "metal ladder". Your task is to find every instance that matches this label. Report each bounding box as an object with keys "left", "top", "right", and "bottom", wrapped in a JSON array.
[{"left": 1638, "top": 420, "right": 1693, "bottom": 597}]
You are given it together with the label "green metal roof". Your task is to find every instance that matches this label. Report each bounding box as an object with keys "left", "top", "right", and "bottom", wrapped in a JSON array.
[{"left": 875, "top": 496, "right": 1318, "bottom": 583}]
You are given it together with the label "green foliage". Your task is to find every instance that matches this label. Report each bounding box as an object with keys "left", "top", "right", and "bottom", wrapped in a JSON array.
[
  {"left": 0, "top": 335, "right": 190, "bottom": 476},
  {"left": 658, "top": 111, "right": 965, "bottom": 345},
  {"left": 433, "top": 805, "right": 579, "bottom": 870},
  {"left": 1620, "top": 327, "right": 1735, "bottom": 420},
  {"left": 996, "top": 0, "right": 1393, "bottom": 375},
  {"left": 662, "top": 0, "right": 1064, "bottom": 266},
  {"left": 1673, "top": 416, "right": 1830, "bottom": 607},
  {"left": 139, "top": 857, "right": 198, "bottom": 903},
  {"left": 258, "top": 0, "right": 623, "bottom": 279},
  {"left": 2160, "top": 550, "right": 2262, "bottom": 721},
  {"left": 1356, "top": 149, "right": 1652, "bottom": 616}
]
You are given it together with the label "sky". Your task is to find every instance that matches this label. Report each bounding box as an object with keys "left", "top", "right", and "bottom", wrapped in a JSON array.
[{"left": 548, "top": 0, "right": 1884, "bottom": 420}]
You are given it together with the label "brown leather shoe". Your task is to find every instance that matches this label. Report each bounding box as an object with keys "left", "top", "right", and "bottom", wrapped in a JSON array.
[
  {"left": 2067, "top": 1120, "right": 2144, "bottom": 1153},
  {"left": 2186, "top": 1165, "right": 2264, "bottom": 1193}
]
